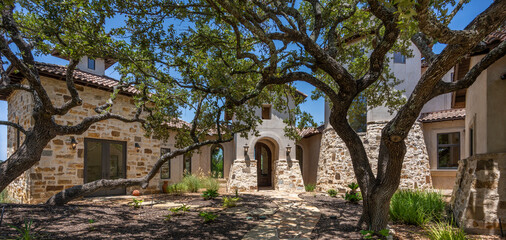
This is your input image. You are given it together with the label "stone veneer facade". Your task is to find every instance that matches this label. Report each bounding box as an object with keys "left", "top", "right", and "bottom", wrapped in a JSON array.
[
  {"left": 5, "top": 77, "right": 181, "bottom": 203},
  {"left": 227, "top": 159, "right": 258, "bottom": 192},
  {"left": 273, "top": 159, "right": 305, "bottom": 191},
  {"left": 316, "top": 122, "right": 432, "bottom": 192},
  {"left": 450, "top": 153, "right": 506, "bottom": 235}
]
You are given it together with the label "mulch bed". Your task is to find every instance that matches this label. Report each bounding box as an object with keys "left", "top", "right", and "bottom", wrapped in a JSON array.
[
  {"left": 299, "top": 192, "right": 502, "bottom": 240},
  {"left": 0, "top": 193, "right": 275, "bottom": 240}
]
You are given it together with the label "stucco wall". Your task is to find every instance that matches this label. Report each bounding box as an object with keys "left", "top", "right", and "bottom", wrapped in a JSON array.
[
  {"left": 421, "top": 120, "right": 464, "bottom": 189},
  {"left": 367, "top": 43, "right": 422, "bottom": 122},
  {"left": 297, "top": 134, "right": 321, "bottom": 185},
  {"left": 466, "top": 55, "right": 488, "bottom": 156},
  {"left": 421, "top": 70, "right": 454, "bottom": 113},
  {"left": 485, "top": 56, "right": 506, "bottom": 153}
]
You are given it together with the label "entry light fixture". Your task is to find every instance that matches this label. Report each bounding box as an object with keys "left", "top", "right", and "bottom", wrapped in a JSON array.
[
  {"left": 286, "top": 144, "right": 292, "bottom": 154},
  {"left": 135, "top": 143, "right": 141, "bottom": 152},
  {"left": 243, "top": 144, "right": 249, "bottom": 154},
  {"left": 70, "top": 137, "right": 78, "bottom": 150}
]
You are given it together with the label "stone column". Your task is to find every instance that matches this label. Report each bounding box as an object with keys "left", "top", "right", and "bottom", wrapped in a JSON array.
[
  {"left": 227, "top": 159, "right": 258, "bottom": 192},
  {"left": 273, "top": 159, "right": 304, "bottom": 192},
  {"left": 451, "top": 153, "right": 506, "bottom": 235}
]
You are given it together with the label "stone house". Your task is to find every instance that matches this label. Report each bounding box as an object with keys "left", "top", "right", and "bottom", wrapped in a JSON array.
[{"left": 1, "top": 31, "right": 505, "bottom": 235}]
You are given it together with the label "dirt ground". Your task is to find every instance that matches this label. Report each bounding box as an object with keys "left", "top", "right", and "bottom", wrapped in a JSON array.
[
  {"left": 299, "top": 192, "right": 503, "bottom": 240},
  {"left": 0, "top": 193, "right": 275, "bottom": 240},
  {"left": 1, "top": 192, "right": 503, "bottom": 239}
]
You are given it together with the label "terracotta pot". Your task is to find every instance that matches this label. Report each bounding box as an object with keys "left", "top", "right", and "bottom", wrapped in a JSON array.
[
  {"left": 132, "top": 190, "right": 141, "bottom": 196},
  {"left": 162, "top": 181, "right": 169, "bottom": 193}
]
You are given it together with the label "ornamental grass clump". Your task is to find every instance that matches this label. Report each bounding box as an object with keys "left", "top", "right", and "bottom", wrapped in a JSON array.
[
  {"left": 389, "top": 189, "right": 445, "bottom": 226},
  {"left": 425, "top": 221, "right": 467, "bottom": 240},
  {"left": 200, "top": 176, "right": 220, "bottom": 191},
  {"left": 181, "top": 174, "right": 201, "bottom": 193}
]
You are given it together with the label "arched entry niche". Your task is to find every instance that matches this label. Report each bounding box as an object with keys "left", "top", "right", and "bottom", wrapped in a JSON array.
[
  {"left": 253, "top": 137, "right": 279, "bottom": 189},
  {"left": 210, "top": 144, "right": 224, "bottom": 178}
]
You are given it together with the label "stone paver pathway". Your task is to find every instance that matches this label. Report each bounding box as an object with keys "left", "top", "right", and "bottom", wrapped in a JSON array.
[{"left": 242, "top": 191, "right": 321, "bottom": 240}]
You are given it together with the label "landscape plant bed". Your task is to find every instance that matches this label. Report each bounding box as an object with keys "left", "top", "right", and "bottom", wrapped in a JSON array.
[
  {"left": 0, "top": 193, "right": 275, "bottom": 239},
  {"left": 299, "top": 192, "right": 502, "bottom": 240}
]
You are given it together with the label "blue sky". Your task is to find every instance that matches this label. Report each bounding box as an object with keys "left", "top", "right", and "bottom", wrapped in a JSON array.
[{"left": 0, "top": 0, "right": 494, "bottom": 160}]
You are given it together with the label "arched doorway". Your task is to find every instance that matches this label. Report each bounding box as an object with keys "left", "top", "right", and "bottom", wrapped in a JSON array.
[
  {"left": 255, "top": 142, "right": 272, "bottom": 187},
  {"left": 210, "top": 144, "right": 224, "bottom": 178}
]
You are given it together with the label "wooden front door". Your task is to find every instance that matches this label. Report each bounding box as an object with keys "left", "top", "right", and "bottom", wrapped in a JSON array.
[
  {"left": 84, "top": 138, "right": 127, "bottom": 196},
  {"left": 255, "top": 142, "right": 272, "bottom": 187}
]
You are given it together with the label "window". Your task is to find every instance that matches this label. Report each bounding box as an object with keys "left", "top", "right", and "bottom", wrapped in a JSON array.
[
  {"left": 160, "top": 148, "right": 171, "bottom": 179},
  {"left": 261, "top": 105, "right": 271, "bottom": 119},
  {"left": 296, "top": 145, "right": 303, "bottom": 176},
  {"left": 393, "top": 52, "right": 406, "bottom": 64},
  {"left": 210, "top": 145, "right": 224, "bottom": 178},
  {"left": 88, "top": 58, "right": 95, "bottom": 70},
  {"left": 183, "top": 153, "right": 192, "bottom": 175},
  {"left": 437, "top": 132, "right": 460, "bottom": 169}
]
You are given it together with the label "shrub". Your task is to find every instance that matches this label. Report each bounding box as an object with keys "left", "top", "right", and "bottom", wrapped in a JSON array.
[
  {"left": 169, "top": 204, "right": 190, "bottom": 215},
  {"left": 202, "top": 189, "right": 219, "bottom": 200},
  {"left": 9, "top": 219, "right": 35, "bottom": 240},
  {"left": 327, "top": 189, "right": 338, "bottom": 197},
  {"left": 344, "top": 183, "right": 362, "bottom": 203},
  {"left": 166, "top": 183, "right": 187, "bottom": 195},
  {"left": 389, "top": 190, "right": 445, "bottom": 226},
  {"left": 200, "top": 176, "right": 220, "bottom": 191},
  {"left": 222, "top": 196, "right": 240, "bottom": 208},
  {"left": 130, "top": 198, "right": 144, "bottom": 209},
  {"left": 199, "top": 211, "right": 218, "bottom": 223},
  {"left": 425, "top": 221, "right": 467, "bottom": 240},
  {"left": 305, "top": 184, "right": 316, "bottom": 192},
  {"left": 181, "top": 174, "right": 201, "bottom": 193},
  {"left": 0, "top": 190, "right": 11, "bottom": 203}
]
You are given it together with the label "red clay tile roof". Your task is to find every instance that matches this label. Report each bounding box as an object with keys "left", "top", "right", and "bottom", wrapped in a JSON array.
[
  {"left": 34, "top": 62, "right": 138, "bottom": 95},
  {"left": 419, "top": 108, "right": 466, "bottom": 123},
  {"left": 298, "top": 124, "right": 325, "bottom": 138},
  {"left": 483, "top": 28, "right": 506, "bottom": 46}
]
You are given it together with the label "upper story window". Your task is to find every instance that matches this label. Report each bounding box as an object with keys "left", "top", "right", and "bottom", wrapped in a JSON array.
[
  {"left": 88, "top": 58, "right": 96, "bottom": 70},
  {"left": 437, "top": 132, "right": 460, "bottom": 169},
  {"left": 160, "top": 148, "right": 171, "bottom": 179},
  {"left": 393, "top": 52, "right": 406, "bottom": 64},
  {"left": 262, "top": 105, "right": 271, "bottom": 120}
]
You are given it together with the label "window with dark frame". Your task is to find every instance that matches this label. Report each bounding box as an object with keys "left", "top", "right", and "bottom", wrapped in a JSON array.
[
  {"left": 296, "top": 145, "right": 303, "bottom": 176},
  {"left": 469, "top": 127, "right": 474, "bottom": 156},
  {"left": 437, "top": 132, "right": 460, "bottom": 169},
  {"left": 160, "top": 148, "right": 171, "bottom": 179},
  {"left": 262, "top": 105, "right": 271, "bottom": 120},
  {"left": 183, "top": 153, "right": 192, "bottom": 176},
  {"left": 393, "top": 52, "right": 406, "bottom": 64},
  {"left": 88, "top": 58, "right": 95, "bottom": 70}
]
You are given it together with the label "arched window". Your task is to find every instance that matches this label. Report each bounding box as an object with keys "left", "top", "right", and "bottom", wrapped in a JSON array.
[
  {"left": 296, "top": 145, "right": 303, "bottom": 176},
  {"left": 210, "top": 145, "right": 224, "bottom": 178}
]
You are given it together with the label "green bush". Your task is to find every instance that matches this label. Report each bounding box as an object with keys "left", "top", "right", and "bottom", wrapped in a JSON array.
[
  {"left": 327, "top": 189, "right": 338, "bottom": 197},
  {"left": 200, "top": 176, "right": 220, "bottom": 191},
  {"left": 222, "top": 196, "right": 240, "bottom": 208},
  {"left": 425, "top": 221, "right": 467, "bottom": 240},
  {"left": 9, "top": 219, "right": 35, "bottom": 240},
  {"left": 305, "top": 184, "right": 316, "bottom": 192},
  {"left": 202, "top": 189, "right": 219, "bottom": 200},
  {"left": 199, "top": 211, "right": 218, "bottom": 223},
  {"left": 166, "top": 183, "right": 187, "bottom": 195},
  {"left": 130, "top": 198, "right": 144, "bottom": 209},
  {"left": 389, "top": 190, "right": 446, "bottom": 226},
  {"left": 181, "top": 174, "right": 201, "bottom": 193},
  {"left": 343, "top": 183, "right": 362, "bottom": 203}
]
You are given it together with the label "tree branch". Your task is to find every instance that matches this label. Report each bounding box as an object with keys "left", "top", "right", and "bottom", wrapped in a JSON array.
[
  {"left": 53, "top": 59, "right": 82, "bottom": 115},
  {"left": 0, "top": 121, "right": 27, "bottom": 135},
  {"left": 433, "top": 39, "right": 506, "bottom": 96}
]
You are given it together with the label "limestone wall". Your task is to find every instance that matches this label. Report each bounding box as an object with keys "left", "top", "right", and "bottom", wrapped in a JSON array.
[
  {"left": 316, "top": 122, "right": 432, "bottom": 192},
  {"left": 5, "top": 84, "right": 33, "bottom": 203},
  {"left": 273, "top": 159, "right": 304, "bottom": 192},
  {"left": 227, "top": 159, "right": 258, "bottom": 192},
  {"left": 451, "top": 153, "right": 506, "bottom": 235}
]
